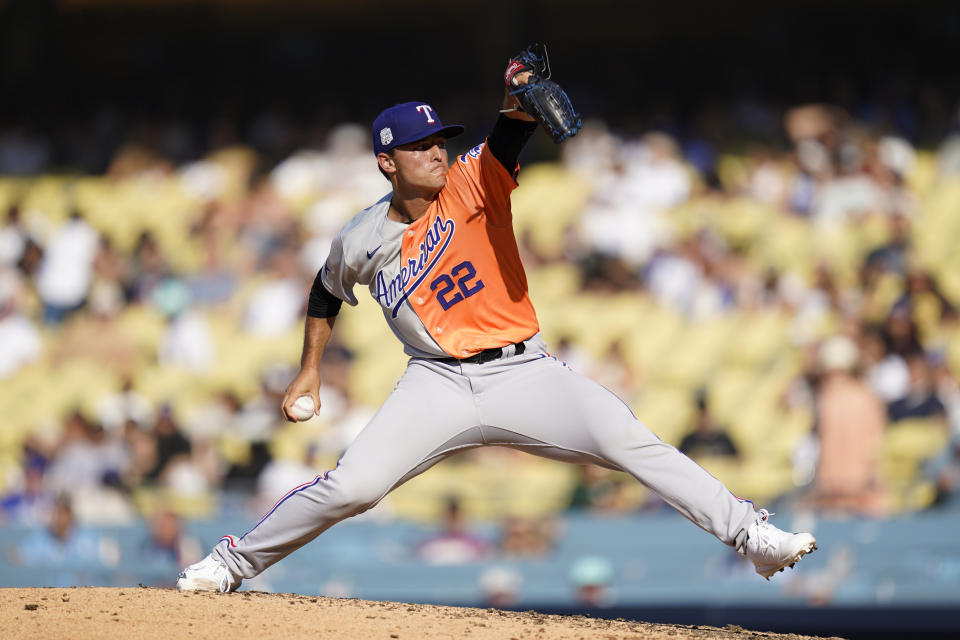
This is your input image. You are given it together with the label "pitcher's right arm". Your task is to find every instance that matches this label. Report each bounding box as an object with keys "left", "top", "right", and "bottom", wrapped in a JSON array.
[{"left": 281, "top": 271, "right": 343, "bottom": 421}]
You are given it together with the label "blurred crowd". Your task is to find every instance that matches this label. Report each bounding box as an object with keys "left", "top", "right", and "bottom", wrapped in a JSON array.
[
  {"left": 552, "top": 102, "right": 960, "bottom": 518},
  {"left": 2, "top": 96, "right": 960, "bottom": 590}
]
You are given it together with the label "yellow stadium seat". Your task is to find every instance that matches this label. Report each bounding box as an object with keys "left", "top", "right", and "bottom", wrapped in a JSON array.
[
  {"left": 116, "top": 304, "right": 167, "bottom": 354},
  {"left": 947, "top": 325, "right": 960, "bottom": 379},
  {"left": 269, "top": 420, "right": 329, "bottom": 463},
  {"left": 133, "top": 486, "right": 216, "bottom": 519},
  {"left": 632, "top": 384, "right": 696, "bottom": 446},
  {"left": 687, "top": 455, "right": 795, "bottom": 505},
  {"left": 936, "top": 260, "right": 960, "bottom": 308},
  {"left": 388, "top": 453, "right": 579, "bottom": 522},
  {"left": 335, "top": 288, "right": 398, "bottom": 352},
  {"left": 512, "top": 163, "right": 591, "bottom": 260},
  {"left": 47, "top": 360, "right": 121, "bottom": 424},
  {"left": 658, "top": 317, "right": 736, "bottom": 388},
  {"left": 905, "top": 151, "right": 938, "bottom": 197},
  {"left": 0, "top": 178, "right": 31, "bottom": 213},
  {"left": 724, "top": 310, "right": 790, "bottom": 369},
  {"left": 714, "top": 198, "right": 773, "bottom": 249},
  {"left": 749, "top": 213, "right": 814, "bottom": 277},
  {"left": 621, "top": 303, "right": 683, "bottom": 374},
  {"left": 705, "top": 368, "right": 757, "bottom": 427},
  {"left": 19, "top": 177, "right": 73, "bottom": 227},
  {"left": 526, "top": 263, "right": 581, "bottom": 308},
  {"left": 727, "top": 401, "right": 780, "bottom": 458},
  {"left": 715, "top": 155, "right": 749, "bottom": 192},
  {"left": 881, "top": 418, "right": 950, "bottom": 508},
  {"left": 884, "top": 418, "right": 950, "bottom": 463},
  {"left": 136, "top": 364, "right": 200, "bottom": 407},
  {"left": 348, "top": 351, "right": 408, "bottom": 407},
  {"left": 857, "top": 214, "right": 893, "bottom": 256}
]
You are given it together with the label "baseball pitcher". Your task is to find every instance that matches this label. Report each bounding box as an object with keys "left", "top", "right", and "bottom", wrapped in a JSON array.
[{"left": 177, "top": 45, "right": 816, "bottom": 593}]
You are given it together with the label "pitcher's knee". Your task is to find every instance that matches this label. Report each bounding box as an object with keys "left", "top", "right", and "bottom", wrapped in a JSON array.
[
  {"left": 328, "top": 481, "right": 385, "bottom": 518},
  {"left": 596, "top": 420, "right": 675, "bottom": 465}
]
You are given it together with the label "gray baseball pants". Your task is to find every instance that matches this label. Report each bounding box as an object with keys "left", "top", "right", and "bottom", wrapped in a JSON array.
[{"left": 213, "top": 335, "right": 756, "bottom": 580}]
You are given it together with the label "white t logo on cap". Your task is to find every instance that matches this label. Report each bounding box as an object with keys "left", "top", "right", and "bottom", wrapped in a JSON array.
[{"left": 416, "top": 105, "right": 436, "bottom": 124}]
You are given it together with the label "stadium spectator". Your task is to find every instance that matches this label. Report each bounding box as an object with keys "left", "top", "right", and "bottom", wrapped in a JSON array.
[
  {"left": 144, "top": 404, "right": 192, "bottom": 483},
  {"left": 860, "top": 324, "right": 910, "bottom": 404},
  {"left": 184, "top": 203, "right": 241, "bottom": 306},
  {"left": 127, "top": 231, "right": 173, "bottom": 304},
  {"left": 806, "top": 336, "right": 888, "bottom": 516},
  {"left": 586, "top": 339, "right": 637, "bottom": 401},
  {"left": 415, "top": 496, "right": 492, "bottom": 565},
  {"left": 887, "top": 351, "right": 948, "bottom": 423},
  {"left": 238, "top": 177, "right": 300, "bottom": 263},
  {"left": 49, "top": 273, "right": 140, "bottom": 375},
  {"left": 96, "top": 377, "right": 156, "bottom": 437},
  {"left": 498, "top": 515, "right": 557, "bottom": 558},
  {"left": 92, "top": 235, "right": 129, "bottom": 297},
  {"left": 479, "top": 566, "right": 523, "bottom": 608},
  {"left": 155, "top": 278, "right": 216, "bottom": 372},
  {"left": 745, "top": 145, "right": 789, "bottom": 207},
  {"left": 35, "top": 210, "right": 99, "bottom": 324},
  {"left": 311, "top": 387, "right": 375, "bottom": 459},
  {"left": 552, "top": 335, "right": 596, "bottom": 376},
  {"left": 864, "top": 212, "right": 911, "bottom": 277},
  {"left": 0, "top": 267, "right": 42, "bottom": 378},
  {"left": 123, "top": 418, "right": 159, "bottom": 488},
  {"left": 0, "top": 452, "right": 54, "bottom": 526},
  {"left": 577, "top": 132, "right": 688, "bottom": 271},
  {"left": 254, "top": 444, "right": 318, "bottom": 516},
  {"left": 925, "top": 349, "right": 960, "bottom": 507},
  {"left": 220, "top": 365, "right": 295, "bottom": 488},
  {"left": 884, "top": 302, "right": 924, "bottom": 358},
  {"left": 678, "top": 389, "right": 740, "bottom": 460},
  {"left": 15, "top": 236, "right": 43, "bottom": 280},
  {"left": 0, "top": 205, "right": 27, "bottom": 267},
  {"left": 3, "top": 84, "right": 960, "bottom": 537},
  {"left": 242, "top": 249, "right": 305, "bottom": 336},
  {"left": 45, "top": 411, "right": 129, "bottom": 497},
  {"left": 140, "top": 509, "right": 202, "bottom": 568},
  {"left": 14, "top": 496, "right": 117, "bottom": 571},
  {"left": 0, "top": 124, "right": 51, "bottom": 175},
  {"left": 567, "top": 465, "right": 632, "bottom": 514},
  {"left": 569, "top": 555, "right": 615, "bottom": 607},
  {"left": 930, "top": 348, "right": 960, "bottom": 435},
  {"left": 43, "top": 410, "right": 135, "bottom": 524},
  {"left": 174, "top": 391, "right": 234, "bottom": 494}
]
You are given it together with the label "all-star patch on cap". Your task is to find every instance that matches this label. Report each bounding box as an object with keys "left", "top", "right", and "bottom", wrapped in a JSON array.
[{"left": 372, "top": 102, "right": 464, "bottom": 155}]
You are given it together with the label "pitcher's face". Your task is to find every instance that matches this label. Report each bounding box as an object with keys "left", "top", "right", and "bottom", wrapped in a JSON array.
[{"left": 379, "top": 133, "right": 449, "bottom": 193}]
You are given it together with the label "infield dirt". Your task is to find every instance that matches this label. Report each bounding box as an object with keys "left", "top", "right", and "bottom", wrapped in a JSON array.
[{"left": 0, "top": 587, "right": 844, "bottom": 640}]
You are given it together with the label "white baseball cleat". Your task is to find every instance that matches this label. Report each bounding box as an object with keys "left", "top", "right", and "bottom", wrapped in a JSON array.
[
  {"left": 743, "top": 509, "right": 817, "bottom": 580},
  {"left": 176, "top": 554, "right": 239, "bottom": 592}
]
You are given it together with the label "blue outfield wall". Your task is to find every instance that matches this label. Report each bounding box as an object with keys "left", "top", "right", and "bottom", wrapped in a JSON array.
[{"left": 2, "top": 504, "right": 959, "bottom": 638}]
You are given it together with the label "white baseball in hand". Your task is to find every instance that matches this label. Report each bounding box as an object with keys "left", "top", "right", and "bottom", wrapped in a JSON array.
[{"left": 290, "top": 395, "right": 316, "bottom": 422}]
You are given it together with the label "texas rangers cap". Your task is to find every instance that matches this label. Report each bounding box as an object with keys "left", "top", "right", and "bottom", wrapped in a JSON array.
[{"left": 372, "top": 102, "right": 464, "bottom": 155}]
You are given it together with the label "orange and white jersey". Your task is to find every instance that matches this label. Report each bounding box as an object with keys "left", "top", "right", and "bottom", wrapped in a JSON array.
[{"left": 321, "top": 139, "right": 539, "bottom": 358}]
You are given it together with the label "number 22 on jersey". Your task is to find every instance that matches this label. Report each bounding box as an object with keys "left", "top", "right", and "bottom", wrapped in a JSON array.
[{"left": 430, "top": 260, "right": 484, "bottom": 311}]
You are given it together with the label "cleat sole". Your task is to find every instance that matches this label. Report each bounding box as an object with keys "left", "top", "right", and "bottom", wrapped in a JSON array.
[{"left": 755, "top": 538, "right": 817, "bottom": 579}]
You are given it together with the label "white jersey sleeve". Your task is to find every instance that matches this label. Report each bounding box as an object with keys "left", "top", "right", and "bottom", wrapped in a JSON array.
[
  {"left": 318, "top": 196, "right": 393, "bottom": 307},
  {"left": 319, "top": 228, "right": 360, "bottom": 307}
]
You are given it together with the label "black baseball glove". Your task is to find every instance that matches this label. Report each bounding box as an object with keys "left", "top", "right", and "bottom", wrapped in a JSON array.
[{"left": 504, "top": 43, "right": 582, "bottom": 144}]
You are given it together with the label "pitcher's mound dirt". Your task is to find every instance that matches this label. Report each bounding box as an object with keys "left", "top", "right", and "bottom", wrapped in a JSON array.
[{"left": 0, "top": 587, "right": 843, "bottom": 640}]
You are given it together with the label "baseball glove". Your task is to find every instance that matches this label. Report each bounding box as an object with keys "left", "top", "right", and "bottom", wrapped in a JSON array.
[{"left": 504, "top": 43, "right": 582, "bottom": 144}]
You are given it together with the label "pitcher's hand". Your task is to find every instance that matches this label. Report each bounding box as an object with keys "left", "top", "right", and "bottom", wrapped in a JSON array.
[{"left": 281, "top": 368, "right": 321, "bottom": 422}]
